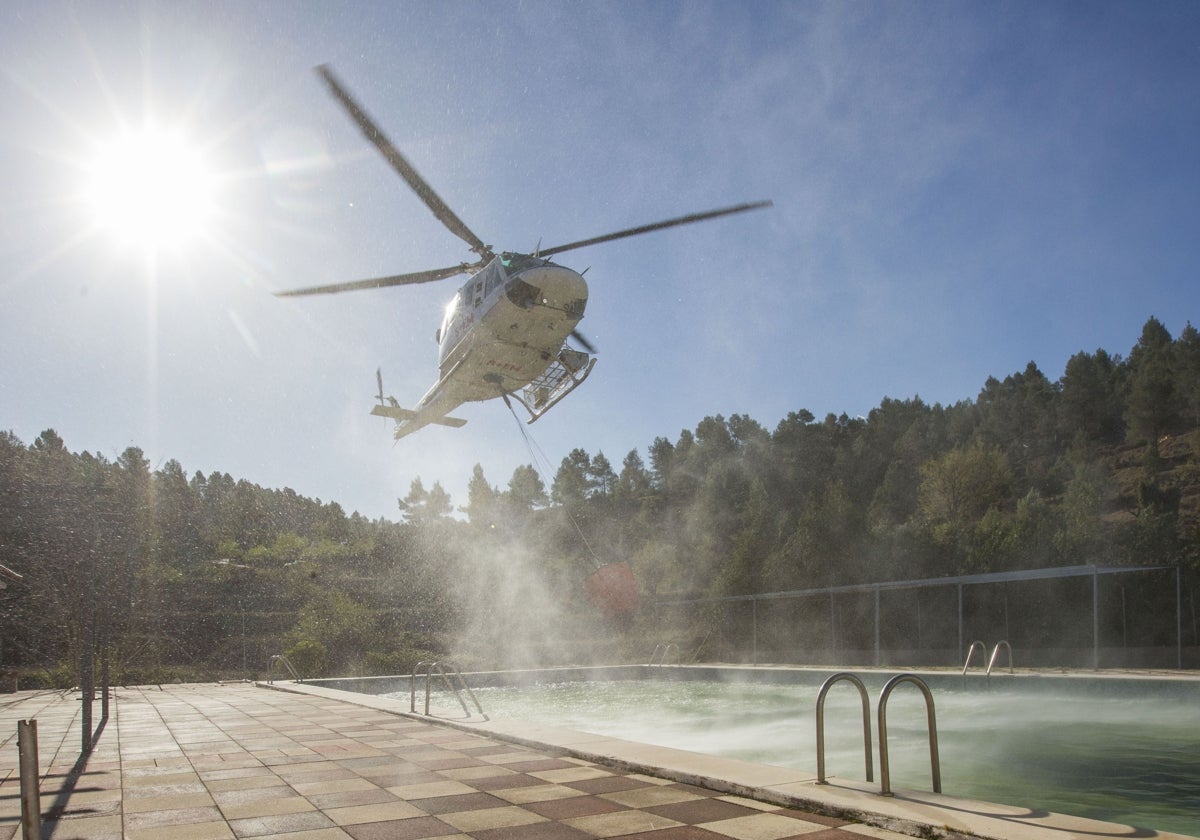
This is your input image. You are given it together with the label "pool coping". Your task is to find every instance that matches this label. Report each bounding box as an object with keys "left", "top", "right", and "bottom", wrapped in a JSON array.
[{"left": 262, "top": 672, "right": 1199, "bottom": 840}]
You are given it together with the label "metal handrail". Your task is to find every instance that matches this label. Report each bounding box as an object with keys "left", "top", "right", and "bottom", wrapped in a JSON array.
[
  {"left": 986, "top": 640, "right": 1013, "bottom": 676},
  {"left": 961, "top": 640, "right": 987, "bottom": 675},
  {"left": 647, "top": 643, "right": 680, "bottom": 666},
  {"left": 877, "top": 674, "right": 941, "bottom": 795},
  {"left": 267, "top": 654, "right": 301, "bottom": 683},
  {"left": 815, "top": 672, "right": 873, "bottom": 784},
  {"left": 409, "top": 661, "right": 487, "bottom": 719}
]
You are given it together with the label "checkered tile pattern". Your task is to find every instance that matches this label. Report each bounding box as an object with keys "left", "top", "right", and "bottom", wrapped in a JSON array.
[{"left": 0, "top": 683, "right": 908, "bottom": 839}]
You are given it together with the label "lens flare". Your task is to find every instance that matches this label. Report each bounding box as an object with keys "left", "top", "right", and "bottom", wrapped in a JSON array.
[{"left": 85, "top": 127, "right": 216, "bottom": 251}]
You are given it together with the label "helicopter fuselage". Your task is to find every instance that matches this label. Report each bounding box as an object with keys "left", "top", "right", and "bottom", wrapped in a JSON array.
[{"left": 385, "top": 253, "right": 592, "bottom": 436}]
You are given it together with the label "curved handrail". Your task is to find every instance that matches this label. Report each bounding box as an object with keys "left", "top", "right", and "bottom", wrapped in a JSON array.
[
  {"left": 986, "top": 640, "right": 1013, "bottom": 676},
  {"left": 411, "top": 660, "right": 433, "bottom": 713},
  {"left": 409, "top": 660, "right": 487, "bottom": 720},
  {"left": 267, "top": 654, "right": 301, "bottom": 684},
  {"left": 647, "top": 643, "right": 680, "bottom": 667},
  {"left": 815, "top": 672, "right": 873, "bottom": 784},
  {"left": 877, "top": 674, "right": 941, "bottom": 795},
  {"left": 961, "top": 640, "right": 987, "bottom": 675}
]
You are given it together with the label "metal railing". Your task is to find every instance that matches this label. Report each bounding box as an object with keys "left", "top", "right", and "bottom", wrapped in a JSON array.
[
  {"left": 647, "top": 643, "right": 680, "bottom": 666},
  {"left": 814, "top": 672, "right": 941, "bottom": 796},
  {"left": 18, "top": 719, "right": 39, "bottom": 839},
  {"left": 986, "top": 640, "right": 1013, "bottom": 675},
  {"left": 815, "top": 673, "right": 873, "bottom": 784},
  {"left": 878, "top": 674, "right": 941, "bottom": 795},
  {"left": 410, "top": 661, "right": 487, "bottom": 720},
  {"left": 962, "top": 640, "right": 1014, "bottom": 677},
  {"left": 266, "top": 655, "right": 301, "bottom": 683},
  {"left": 961, "top": 640, "right": 987, "bottom": 675}
]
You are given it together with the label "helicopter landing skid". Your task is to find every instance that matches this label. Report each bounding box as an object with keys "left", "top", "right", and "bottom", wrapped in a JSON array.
[{"left": 508, "top": 348, "right": 597, "bottom": 423}]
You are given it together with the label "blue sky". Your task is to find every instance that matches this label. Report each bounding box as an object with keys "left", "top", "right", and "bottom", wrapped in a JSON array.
[{"left": 3, "top": 2, "right": 1199, "bottom": 520}]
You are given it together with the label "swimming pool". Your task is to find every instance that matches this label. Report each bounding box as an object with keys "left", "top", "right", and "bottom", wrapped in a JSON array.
[{"left": 382, "top": 668, "right": 1200, "bottom": 836}]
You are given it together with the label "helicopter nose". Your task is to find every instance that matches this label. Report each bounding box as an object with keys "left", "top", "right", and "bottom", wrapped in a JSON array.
[{"left": 523, "top": 265, "right": 588, "bottom": 315}]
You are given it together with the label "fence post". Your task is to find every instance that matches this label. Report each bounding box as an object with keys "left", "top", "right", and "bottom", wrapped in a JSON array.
[{"left": 18, "top": 719, "right": 41, "bottom": 839}]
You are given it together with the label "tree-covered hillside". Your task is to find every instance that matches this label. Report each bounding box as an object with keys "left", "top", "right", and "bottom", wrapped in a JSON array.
[{"left": 2, "top": 317, "right": 1198, "bottom": 683}]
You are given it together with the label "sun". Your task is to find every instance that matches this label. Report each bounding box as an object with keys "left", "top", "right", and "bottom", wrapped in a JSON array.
[{"left": 84, "top": 126, "right": 217, "bottom": 253}]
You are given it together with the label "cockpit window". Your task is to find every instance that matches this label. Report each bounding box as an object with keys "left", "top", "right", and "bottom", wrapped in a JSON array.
[{"left": 500, "top": 252, "right": 545, "bottom": 276}]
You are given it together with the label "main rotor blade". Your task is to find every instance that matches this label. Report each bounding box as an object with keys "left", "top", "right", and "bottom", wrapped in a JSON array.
[
  {"left": 274, "top": 262, "right": 476, "bottom": 297},
  {"left": 538, "top": 200, "right": 773, "bottom": 258},
  {"left": 316, "top": 64, "right": 493, "bottom": 261},
  {"left": 570, "top": 329, "right": 597, "bottom": 355}
]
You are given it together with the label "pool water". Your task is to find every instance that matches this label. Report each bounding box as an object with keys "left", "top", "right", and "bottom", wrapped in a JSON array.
[{"left": 404, "top": 677, "right": 1200, "bottom": 836}]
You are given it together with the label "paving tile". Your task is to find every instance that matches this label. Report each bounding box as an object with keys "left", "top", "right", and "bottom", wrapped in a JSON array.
[
  {"left": 228, "top": 810, "right": 338, "bottom": 837},
  {"left": 717, "top": 795, "right": 783, "bottom": 812},
  {"left": 322, "top": 799, "right": 428, "bottom": 826},
  {"left": 645, "top": 797, "right": 765, "bottom": 825},
  {"left": 292, "top": 777, "right": 381, "bottom": 796},
  {"left": 213, "top": 785, "right": 301, "bottom": 808},
  {"left": 531, "top": 764, "right": 617, "bottom": 783},
  {"left": 308, "top": 788, "right": 400, "bottom": 809},
  {"left": 219, "top": 793, "right": 316, "bottom": 820},
  {"left": 525, "top": 793, "right": 629, "bottom": 820},
  {"left": 126, "top": 820, "right": 236, "bottom": 840},
  {"left": 122, "top": 790, "right": 216, "bottom": 813},
  {"left": 343, "top": 815, "right": 462, "bottom": 839},
  {"left": 773, "top": 809, "right": 850, "bottom": 828},
  {"left": 205, "top": 773, "right": 289, "bottom": 793},
  {"left": 39, "top": 814, "right": 125, "bottom": 840},
  {"left": 466, "top": 772, "right": 552, "bottom": 791},
  {"left": 253, "top": 829, "right": 355, "bottom": 840},
  {"left": 409, "top": 790, "right": 511, "bottom": 814},
  {"left": 564, "top": 773, "right": 649, "bottom": 794},
  {"left": 601, "top": 784, "right": 707, "bottom": 809},
  {"left": 698, "top": 812, "right": 829, "bottom": 839},
  {"left": 617, "top": 828, "right": 731, "bottom": 839},
  {"left": 501, "top": 758, "right": 581, "bottom": 773},
  {"left": 565, "top": 808, "right": 687, "bottom": 837},
  {"left": 438, "top": 804, "right": 549, "bottom": 833},
  {"left": 123, "top": 805, "right": 227, "bottom": 831},
  {"left": 386, "top": 779, "right": 479, "bottom": 799},
  {"left": 491, "top": 782, "right": 588, "bottom": 805},
  {"left": 471, "top": 820, "right": 595, "bottom": 839}
]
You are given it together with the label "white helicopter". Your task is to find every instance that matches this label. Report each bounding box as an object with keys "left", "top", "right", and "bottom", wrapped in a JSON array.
[{"left": 277, "top": 65, "right": 771, "bottom": 440}]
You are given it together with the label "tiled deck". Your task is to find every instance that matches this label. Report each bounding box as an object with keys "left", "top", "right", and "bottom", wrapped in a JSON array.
[{"left": 0, "top": 682, "right": 907, "bottom": 839}]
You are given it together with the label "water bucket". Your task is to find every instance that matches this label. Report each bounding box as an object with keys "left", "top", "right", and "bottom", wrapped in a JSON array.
[{"left": 585, "top": 561, "right": 639, "bottom": 615}]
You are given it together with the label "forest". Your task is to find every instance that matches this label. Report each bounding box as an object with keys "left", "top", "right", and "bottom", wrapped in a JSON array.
[{"left": 2, "top": 316, "right": 1199, "bottom": 686}]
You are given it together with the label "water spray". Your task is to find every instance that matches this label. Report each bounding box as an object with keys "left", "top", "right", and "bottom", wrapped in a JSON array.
[{"left": 501, "top": 392, "right": 639, "bottom": 616}]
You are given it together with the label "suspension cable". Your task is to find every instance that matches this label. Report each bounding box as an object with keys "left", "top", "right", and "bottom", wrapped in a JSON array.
[{"left": 501, "top": 393, "right": 604, "bottom": 572}]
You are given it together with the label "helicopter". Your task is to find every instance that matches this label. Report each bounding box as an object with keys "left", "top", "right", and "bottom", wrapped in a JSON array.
[{"left": 276, "top": 64, "right": 771, "bottom": 440}]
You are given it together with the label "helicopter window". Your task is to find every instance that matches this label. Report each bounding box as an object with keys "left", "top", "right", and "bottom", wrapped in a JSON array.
[
  {"left": 441, "top": 292, "right": 461, "bottom": 334},
  {"left": 506, "top": 278, "right": 541, "bottom": 309},
  {"left": 500, "top": 252, "right": 542, "bottom": 276},
  {"left": 484, "top": 262, "right": 504, "bottom": 296}
]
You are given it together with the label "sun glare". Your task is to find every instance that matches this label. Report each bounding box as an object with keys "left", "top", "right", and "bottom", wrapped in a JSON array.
[{"left": 85, "top": 127, "right": 217, "bottom": 252}]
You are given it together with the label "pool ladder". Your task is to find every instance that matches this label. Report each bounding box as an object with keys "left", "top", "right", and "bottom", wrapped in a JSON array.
[
  {"left": 815, "top": 672, "right": 941, "bottom": 796},
  {"left": 266, "top": 654, "right": 302, "bottom": 683},
  {"left": 648, "top": 643, "right": 680, "bottom": 666},
  {"left": 410, "top": 660, "right": 487, "bottom": 720},
  {"left": 961, "top": 640, "right": 1013, "bottom": 677}
]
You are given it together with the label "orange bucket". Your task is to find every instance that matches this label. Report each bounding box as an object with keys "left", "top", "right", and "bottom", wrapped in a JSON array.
[{"left": 584, "top": 561, "right": 639, "bottom": 615}]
